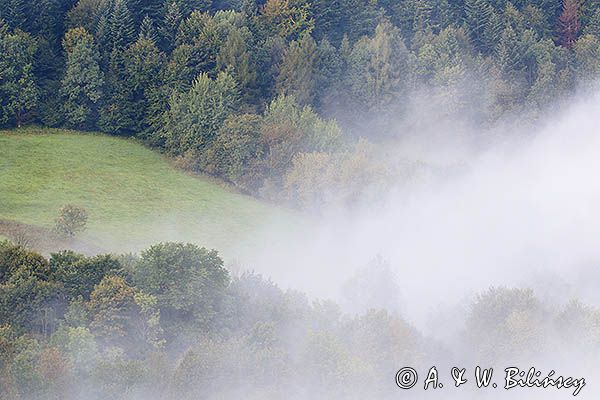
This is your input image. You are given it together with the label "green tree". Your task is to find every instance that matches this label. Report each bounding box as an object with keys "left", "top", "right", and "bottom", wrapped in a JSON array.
[
  {"left": 162, "top": 71, "right": 240, "bottom": 154},
  {"left": 346, "top": 21, "right": 413, "bottom": 123},
  {"left": 276, "top": 33, "right": 318, "bottom": 106},
  {"left": 259, "top": 0, "right": 314, "bottom": 41},
  {"left": 88, "top": 275, "right": 164, "bottom": 351},
  {"left": 60, "top": 28, "right": 104, "bottom": 129},
  {"left": 139, "top": 15, "right": 158, "bottom": 42},
  {"left": 88, "top": 275, "right": 139, "bottom": 344},
  {"left": 466, "top": 287, "right": 545, "bottom": 361},
  {"left": 110, "top": 0, "right": 135, "bottom": 51},
  {"left": 314, "top": 38, "right": 342, "bottom": 109},
  {"left": 464, "top": 0, "right": 502, "bottom": 53},
  {"left": 0, "top": 25, "right": 39, "bottom": 127},
  {"left": 0, "top": 0, "right": 27, "bottom": 30},
  {"left": 202, "top": 114, "right": 266, "bottom": 192},
  {"left": 260, "top": 95, "right": 341, "bottom": 190},
  {"left": 128, "top": 0, "right": 164, "bottom": 25},
  {"left": 574, "top": 34, "right": 600, "bottom": 80},
  {"left": 0, "top": 243, "right": 50, "bottom": 284},
  {"left": 584, "top": 8, "right": 600, "bottom": 36},
  {"left": 159, "top": 1, "right": 182, "bottom": 52},
  {"left": 54, "top": 204, "right": 88, "bottom": 238},
  {"left": 66, "top": 0, "right": 108, "bottom": 33},
  {"left": 174, "top": 11, "right": 221, "bottom": 79},
  {"left": 50, "top": 251, "right": 123, "bottom": 300},
  {"left": 100, "top": 37, "right": 165, "bottom": 135},
  {"left": 217, "top": 27, "right": 256, "bottom": 105},
  {"left": 0, "top": 266, "right": 63, "bottom": 336},
  {"left": 132, "top": 243, "right": 230, "bottom": 336}
]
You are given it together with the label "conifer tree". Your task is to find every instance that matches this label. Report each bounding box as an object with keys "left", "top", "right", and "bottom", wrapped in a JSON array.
[
  {"left": 276, "top": 33, "right": 318, "bottom": 106},
  {"left": 139, "top": 15, "right": 158, "bottom": 43},
  {"left": 584, "top": 9, "right": 600, "bottom": 37},
  {"left": 217, "top": 27, "right": 256, "bottom": 104},
  {"left": 60, "top": 28, "right": 104, "bottom": 129},
  {"left": 314, "top": 38, "right": 342, "bottom": 108},
  {"left": 160, "top": 1, "right": 182, "bottom": 52},
  {"left": 496, "top": 24, "right": 522, "bottom": 76},
  {"left": 128, "top": 0, "right": 164, "bottom": 25},
  {"left": 558, "top": 0, "right": 581, "bottom": 48},
  {"left": 464, "top": 0, "right": 501, "bottom": 53},
  {"left": 162, "top": 72, "right": 240, "bottom": 154},
  {"left": 94, "top": 0, "right": 113, "bottom": 57},
  {"left": 0, "top": 25, "right": 39, "bottom": 127},
  {"left": 110, "top": 0, "right": 135, "bottom": 51},
  {"left": 0, "top": 0, "right": 27, "bottom": 30}
]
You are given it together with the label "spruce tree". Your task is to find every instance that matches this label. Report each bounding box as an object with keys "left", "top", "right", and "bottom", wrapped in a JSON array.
[
  {"left": 0, "top": 26, "right": 39, "bottom": 127},
  {"left": 217, "top": 27, "right": 256, "bottom": 102},
  {"left": 139, "top": 15, "right": 158, "bottom": 43},
  {"left": 276, "top": 33, "right": 318, "bottom": 106},
  {"left": 160, "top": 1, "right": 182, "bottom": 51},
  {"left": 162, "top": 72, "right": 240, "bottom": 154},
  {"left": 128, "top": 0, "right": 164, "bottom": 25},
  {"left": 0, "top": 0, "right": 27, "bottom": 30},
  {"left": 583, "top": 8, "right": 600, "bottom": 37},
  {"left": 464, "top": 0, "right": 500, "bottom": 53},
  {"left": 496, "top": 24, "right": 522, "bottom": 77},
  {"left": 60, "top": 28, "right": 104, "bottom": 129},
  {"left": 110, "top": 0, "right": 135, "bottom": 51}
]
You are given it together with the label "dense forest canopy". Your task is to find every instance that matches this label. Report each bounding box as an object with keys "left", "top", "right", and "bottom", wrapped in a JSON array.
[{"left": 2, "top": 0, "right": 600, "bottom": 208}]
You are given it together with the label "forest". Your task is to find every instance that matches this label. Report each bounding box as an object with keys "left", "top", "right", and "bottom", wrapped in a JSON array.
[
  {"left": 2, "top": 0, "right": 600, "bottom": 398},
  {"left": 1, "top": 0, "right": 600, "bottom": 208},
  {"left": 2, "top": 239, "right": 600, "bottom": 399}
]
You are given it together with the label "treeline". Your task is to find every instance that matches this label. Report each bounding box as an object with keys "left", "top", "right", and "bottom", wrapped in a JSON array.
[
  {"left": 1, "top": 0, "right": 600, "bottom": 206},
  {"left": 1, "top": 238, "right": 600, "bottom": 399}
]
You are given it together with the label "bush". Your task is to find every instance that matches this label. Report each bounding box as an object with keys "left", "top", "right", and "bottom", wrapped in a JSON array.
[{"left": 54, "top": 205, "right": 88, "bottom": 238}]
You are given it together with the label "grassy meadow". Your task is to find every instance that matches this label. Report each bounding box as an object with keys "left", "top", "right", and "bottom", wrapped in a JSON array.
[{"left": 0, "top": 128, "right": 294, "bottom": 255}]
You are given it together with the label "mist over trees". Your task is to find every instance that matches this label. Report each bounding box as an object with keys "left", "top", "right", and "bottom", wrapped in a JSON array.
[
  {"left": 1, "top": 0, "right": 600, "bottom": 208},
  {"left": 1, "top": 238, "right": 599, "bottom": 399}
]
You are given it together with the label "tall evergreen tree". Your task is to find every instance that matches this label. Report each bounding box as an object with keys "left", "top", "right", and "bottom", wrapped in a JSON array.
[
  {"left": 94, "top": 0, "right": 113, "bottom": 57},
  {"left": 217, "top": 27, "right": 256, "bottom": 105},
  {"left": 584, "top": 8, "right": 600, "bottom": 37},
  {"left": 128, "top": 0, "right": 164, "bottom": 25},
  {"left": 0, "top": 25, "right": 39, "bottom": 127},
  {"left": 464, "top": 0, "right": 502, "bottom": 53},
  {"left": 110, "top": 0, "right": 135, "bottom": 51},
  {"left": 100, "top": 37, "right": 166, "bottom": 135},
  {"left": 160, "top": 1, "right": 182, "bottom": 51},
  {"left": 139, "top": 15, "right": 158, "bottom": 43},
  {"left": 347, "top": 21, "right": 412, "bottom": 113},
  {"left": 162, "top": 71, "right": 240, "bottom": 154},
  {"left": 276, "top": 33, "right": 318, "bottom": 106},
  {"left": 60, "top": 28, "right": 104, "bottom": 129},
  {"left": 0, "top": 0, "right": 27, "bottom": 30},
  {"left": 314, "top": 38, "right": 342, "bottom": 110}
]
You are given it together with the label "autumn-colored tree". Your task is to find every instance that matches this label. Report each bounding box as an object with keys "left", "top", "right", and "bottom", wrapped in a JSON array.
[{"left": 558, "top": 0, "right": 581, "bottom": 48}]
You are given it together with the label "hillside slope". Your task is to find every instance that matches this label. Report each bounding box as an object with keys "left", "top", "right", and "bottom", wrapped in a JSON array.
[{"left": 0, "top": 128, "right": 293, "bottom": 255}]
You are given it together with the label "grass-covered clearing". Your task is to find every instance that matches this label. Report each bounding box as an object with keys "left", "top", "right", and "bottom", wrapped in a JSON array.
[{"left": 0, "top": 128, "right": 294, "bottom": 255}]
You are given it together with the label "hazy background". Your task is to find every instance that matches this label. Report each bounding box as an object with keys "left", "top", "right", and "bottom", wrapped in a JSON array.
[{"left": 231, "top": 84, "right": 600, "bottom": 335}]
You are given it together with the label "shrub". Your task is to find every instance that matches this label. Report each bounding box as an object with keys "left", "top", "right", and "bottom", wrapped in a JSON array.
[{"left": 54, "top": 205, "right": 88, "bottom": 238}]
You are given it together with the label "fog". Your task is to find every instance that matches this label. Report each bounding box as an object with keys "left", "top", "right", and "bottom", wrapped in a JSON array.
[
  {"left": 11, "top": 86, "right": 600, "bottom": 400},
  {"left": 232, "top": 84, "right": 600, "bottom": 332},
  {"left": 193, "top": 87, "right": 600, "bottom": 398}
]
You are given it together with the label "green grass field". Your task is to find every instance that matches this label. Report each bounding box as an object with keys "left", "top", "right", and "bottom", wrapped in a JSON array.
[{"left": 0, "top": 127, "right": 294, "bottom": 255}]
